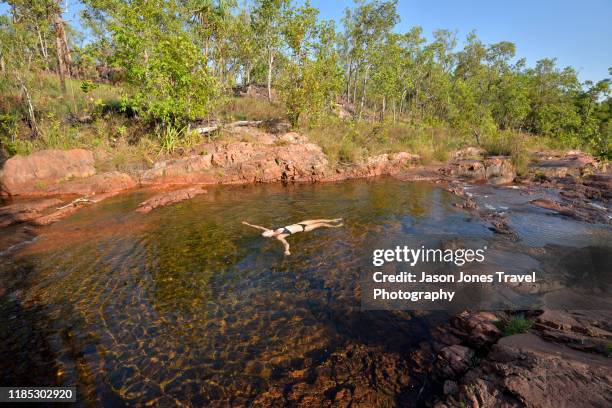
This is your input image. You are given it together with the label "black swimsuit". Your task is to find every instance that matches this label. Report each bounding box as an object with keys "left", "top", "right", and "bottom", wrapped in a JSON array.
[{"left": 280, "top": 223, "right": 308, "bottom": 235}]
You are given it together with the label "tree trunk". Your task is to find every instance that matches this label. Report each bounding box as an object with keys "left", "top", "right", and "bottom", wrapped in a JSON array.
[
  {"left": 399, "top": 88, "right": 407, "bottom": 116},
  {"left": 16, "top": 73, "right": 39, "bottom": 137},
  {"left": 53, "top": 13, "right": 69, "bottom": 92},
  {"left": 267, "top": 49, "right": 274, "bottom": 102},
  {"left": 245, "top": 63, "right": 252, "bottom": 85},
  {"left": 381, "top": 96, "right": 386, "bottom": 122},
  {"left": 36, "top": 24, "right": 49, "bottom": 70},
  {"left": 352, "top": 69, "right": 358, "bottom": 105},
  {"left": 346, "top": 60, "right": 353, "bottom": 102},
  {"left": 358, "top": 66, "right": 369, "bottom": 120}
]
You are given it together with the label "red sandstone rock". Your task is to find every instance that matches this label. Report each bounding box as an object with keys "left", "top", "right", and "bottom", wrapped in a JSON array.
[
  {"left": 451, "top": 311, "right": 502, "bottom": 347},
  {"left": 47, "top": 172, "right": 137, "bottom": 196},
  {"left": 531, "top": 150, "right": 603, "bottom": 179},
  {"left": 436, "top": 345, "right": 475, "bottom": 378},
  {"left": 444, "top": 156, "right": 516, "bottom": 185},
  {"left": 484, "top": 156, "right": 516, "bottom": 185},
  {"left": 139, "top": 139, "right": 330, "bottom": 186},
  {"left": 450, "top": 333, "right": 612, "bottom": 408},
  {"left": 31, "top": 203, "right": 84, "bottom": 226},
  {"left": 136, "top": 187, "right": 207, "bottom": 213},
  {"left": 31, "top": 191, "right": 124, "bottom": 226},
  {"left": 0, "top": 149, "right": 95, "bottom": 195},
  {"left": 0, "top": 198, "right": 63, "bottom": 227}
]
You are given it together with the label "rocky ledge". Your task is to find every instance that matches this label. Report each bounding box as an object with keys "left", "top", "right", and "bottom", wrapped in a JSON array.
[
  {"left": 428, "top": 310, "right": 612, "bottom": 408},
  {"left": 0, "top": 127, "right": 422, "bottom": 198},
  {"left": 0, "top": 126, "right": 422, "bottom": 225}
]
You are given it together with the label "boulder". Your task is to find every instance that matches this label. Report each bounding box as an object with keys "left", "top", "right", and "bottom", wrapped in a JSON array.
[
  {"left": 0, "top": 149, "right": 95, "bottom": 195},
  {"left": 49, "top": 172, "right": 137, "bottom": 195},
  {"left": 447, "top": 160, "right": 486, "bottom": 180},
  {"left": 449, "top": 334, "right": 612, "bottom": 408},
  {"left": 444, "top": 156, "right": 515, "bottom": 185},
  {"left": 436, "top": 345, "right": 475, "bottom": 378},
  {"left": 139, "top": 140, "right": 329, "bottom": 186},
  {"left": 484, "top": 156, "right": 516, "bottom": 185},
  {"left": 331, "top": 151, "right": 420, "bottom": 181},
  {"left": 531, "top": 150, "right": 602, "bottom": 179},
  {"left": 451, "top": 311, "right": 502, "bottom": 348}
]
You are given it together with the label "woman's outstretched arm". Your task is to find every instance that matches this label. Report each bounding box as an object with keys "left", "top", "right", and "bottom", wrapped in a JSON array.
[
  {"left": 277, "top": 236, "right": 291, "bottom": 255},
  {"left": 242, "top": 221, "right": 270, "bottom": 232}
]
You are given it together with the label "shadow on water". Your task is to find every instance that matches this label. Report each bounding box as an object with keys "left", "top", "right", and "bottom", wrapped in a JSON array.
[{"left": 0, "top": 178, "right": 610, "bottom": 406}]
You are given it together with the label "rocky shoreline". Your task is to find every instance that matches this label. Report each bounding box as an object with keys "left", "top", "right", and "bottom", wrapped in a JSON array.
[
  {"left": 2, "top": 125, "right": 609, "bottom": 229},
  {"left": 0, "top": 125, "right": 611, "bottom": 407}
]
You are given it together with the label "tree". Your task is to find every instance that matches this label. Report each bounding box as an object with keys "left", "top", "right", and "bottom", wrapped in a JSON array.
[
  {"left": 340, "top": 0, "right": 399, "bottom": 117},
  {"left": 0, "top": 13, "right": 43, "bottom": 137},
  {"left": 252, "top": 0, "right": 290, "bottom": 101},
  {"left": 280, "top": 16, "right": 343, "bottom": 126},
  {"left": 84, "top": 0, "right": 219, "bottom": 128}
]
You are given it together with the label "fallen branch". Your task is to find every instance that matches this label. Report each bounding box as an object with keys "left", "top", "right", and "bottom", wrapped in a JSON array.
[
  {"left": 56, "top": 197, "right": 92, "bottom": 210},
  {"left": 194, "top": 120, "right": 263, "bottom": 135}
]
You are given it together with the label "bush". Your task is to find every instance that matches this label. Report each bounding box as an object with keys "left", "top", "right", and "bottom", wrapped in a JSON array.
[
  {"left": 494, "top": 314, "right": 533, "bottom": 336},
  {"left": 481, "top": 131, "right": 530, "bottom": 176}
]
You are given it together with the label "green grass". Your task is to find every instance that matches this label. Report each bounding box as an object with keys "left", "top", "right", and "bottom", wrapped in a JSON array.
[
  {"left": 480, "top": 131, "right": 531, "bottom": 176},
  {"left": 1, "top": 73, "right": 596, "bottom": 175},
  {"left": 494, "top": 314, "right": 534, "bottom": 336},
  {"left": 301, "top": 115, "right": 468, "bottom": 166},
  {"left": 214, "top": 96, "right": 286, "bottom": 122}
]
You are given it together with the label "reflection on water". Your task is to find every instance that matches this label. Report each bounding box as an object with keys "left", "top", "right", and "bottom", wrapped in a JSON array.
[{"left": 0, "top": 178, "right": 610, "bottom": 406}]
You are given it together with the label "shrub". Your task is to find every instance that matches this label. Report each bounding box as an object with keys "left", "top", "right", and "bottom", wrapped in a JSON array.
[
  {"left": 494, "top": 314, "right": 533, "bottom": 336},
  {"left": 481, "top": 131, "right": 530, "bottom": 176}
]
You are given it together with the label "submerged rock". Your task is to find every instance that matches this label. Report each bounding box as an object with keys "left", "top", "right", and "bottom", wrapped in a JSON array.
[
  {"left": 252, "top": 343, "right": 413, "bottom": 407},
  {"left": 136, "top": 187, "right": 207, "bottom": 213},
  {"left": 529, "top": 197, "right": 609, "bottom": 224}
]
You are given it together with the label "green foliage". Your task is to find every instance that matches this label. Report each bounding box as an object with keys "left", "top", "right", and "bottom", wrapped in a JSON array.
[
  {"left": 494, "top": 314, "right": 534, "bottom": 336},
  {"left": 1, "top": 0, "right": 611, "bottom": 164},
  {"left": 157, "top": 125, "right": 185, "bottom": 155},
  {"left": 86, "top": 0, "right": 220, "bottom": 128}
]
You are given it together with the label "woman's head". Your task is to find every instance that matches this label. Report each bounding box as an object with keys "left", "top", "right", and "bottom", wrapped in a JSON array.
[{"left": 262, "top": 230, "right": 276, "bottom": 238}]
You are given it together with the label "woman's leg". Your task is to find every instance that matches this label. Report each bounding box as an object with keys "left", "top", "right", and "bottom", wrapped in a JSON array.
[
  {"left": 303, "top": 222, "right": 343, "bottom": 232},
  {"left": 300, "top": 218, "right": 342, "bottom": 225}
]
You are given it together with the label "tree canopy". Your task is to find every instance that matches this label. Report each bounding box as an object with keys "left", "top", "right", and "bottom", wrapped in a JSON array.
[{"left": 1, "top": 0, "right": 610, "bottom": 157}]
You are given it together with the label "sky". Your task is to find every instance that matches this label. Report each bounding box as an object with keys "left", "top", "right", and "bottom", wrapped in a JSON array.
[
  {"left": 311, "top": 0, "right": 611, "bottom": 83},
  {"left": 2, "top": 0, "right": 609, "bottom": 83}
]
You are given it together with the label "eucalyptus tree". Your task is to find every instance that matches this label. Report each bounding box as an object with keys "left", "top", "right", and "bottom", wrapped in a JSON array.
[
  {"left": 0, "top": 14, "right": 41, "bottom": 136},
  {"left": 84, "top": 0, "right": 219, "bottom": 127},
  {"left": 252, "top": 0, "right": 290, "bottom": 101},
  {"left": 340, "top": 0, "right": 399, "bottom": 117},
  {"left": 5, "top": 0, "right": 72, "bottom": 91},
  {"left": 279, "top": 3, "right": 342, "bottom": 126}
]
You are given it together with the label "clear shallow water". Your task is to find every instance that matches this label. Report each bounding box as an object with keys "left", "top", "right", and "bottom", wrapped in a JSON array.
[{"left": 0, "top": 178, "right": 610, "bottom": 406}]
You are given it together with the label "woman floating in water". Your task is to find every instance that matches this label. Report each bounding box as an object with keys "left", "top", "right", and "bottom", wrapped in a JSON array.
[{"left": 242, "top": 219, "right": 343, "bottom": 255}]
